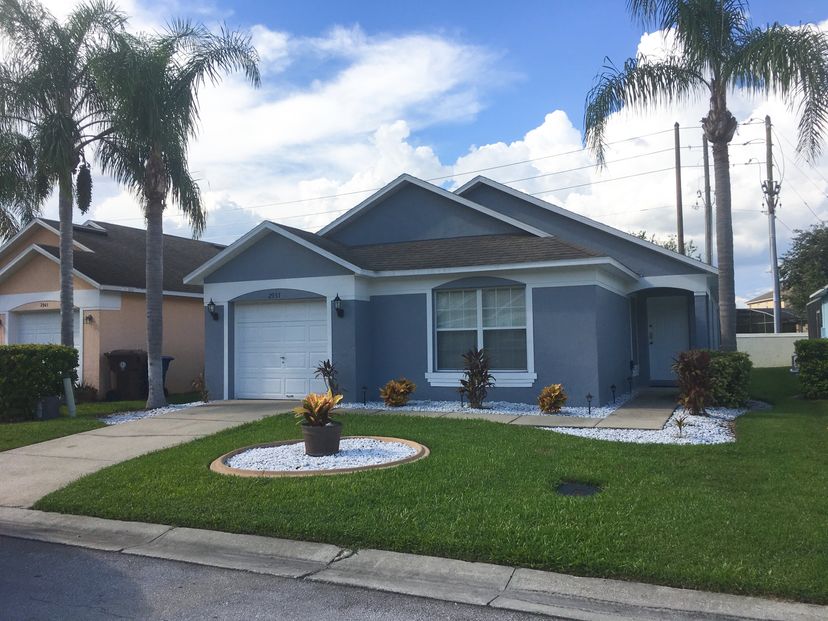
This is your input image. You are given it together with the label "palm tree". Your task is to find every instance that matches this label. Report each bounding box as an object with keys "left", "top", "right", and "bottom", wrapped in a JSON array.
[
  {"left": 92, "top": 23, "right": 259, "bottom": 408},
  {"left": 584, "top": 0, "right": 828, "bottom": 351},
  {"left": 0, "top": 0, "right": 124, "bottom": 347}
]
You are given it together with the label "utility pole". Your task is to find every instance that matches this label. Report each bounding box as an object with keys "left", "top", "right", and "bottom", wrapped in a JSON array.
[
  {"left": 674, "top": 122, "right": 685, "bottom": 254},
  {"left": 762, "top": 115, "right": 782, "bottom": 333},
  {"left": 702, "top": 134, "right": 713, "bottom": 265}
]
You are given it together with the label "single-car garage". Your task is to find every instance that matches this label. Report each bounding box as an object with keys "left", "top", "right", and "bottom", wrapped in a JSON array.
[
  {"left": 12, "top": 309, "right": 80, "bottom": 345},
  {"left": 233, "top": 299, "right": 328, "bottom": 399}
]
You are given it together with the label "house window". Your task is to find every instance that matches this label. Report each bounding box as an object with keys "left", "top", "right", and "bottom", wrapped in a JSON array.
[{"left": 435, "top": 287, "right": 527, "bottom": 370}]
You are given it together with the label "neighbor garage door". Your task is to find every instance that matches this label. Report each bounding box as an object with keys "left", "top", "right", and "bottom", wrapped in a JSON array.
[
  {"left": 13, "top": 310, "right": 80, "bottom": 345},
  {"left": 234, "top": 300, "right": 328, "bottom": 399}
]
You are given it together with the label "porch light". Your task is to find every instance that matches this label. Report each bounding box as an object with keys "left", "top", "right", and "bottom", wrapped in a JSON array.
[
  {"left": 207, "top": 299, "right": 219, "bottom": 321},
  {"left": 84, "top": 314, "right": 94, "bottom": 325},
  {"left": 334, "top": 294, "right": 344, "bottom": 318}
]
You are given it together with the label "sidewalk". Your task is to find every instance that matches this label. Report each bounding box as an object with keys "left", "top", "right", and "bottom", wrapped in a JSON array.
[
  {"left": 0, "top": 400, "right": 295, "bottom": 508},
  {"left": 0, "top": 506, "right": 824, "bottom": 621}
]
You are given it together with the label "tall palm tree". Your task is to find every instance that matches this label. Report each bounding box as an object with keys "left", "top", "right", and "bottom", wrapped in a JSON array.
[
  {"left": 584, "top": 0, "right": 828, "bottom": 351},
  {"left": 93, "top": 23, "right": 259, "bottom": 408},
  {"left": 0, "top": 0, "right": 124, "bottom": 347}
]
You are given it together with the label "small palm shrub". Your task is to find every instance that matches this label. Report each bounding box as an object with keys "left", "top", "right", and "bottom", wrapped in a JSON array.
[
  {"left": 74, "top": 382, "right": 98, "bottom": 403},
  {"left": 191, "top": 372, "right": 209, "bottom": 402},
  {"left": 672, "top": 349, "right": 712, "bottom": 416},
  {"left": 380, "top": 378, "right": 416, "bottom": 407},
  {"left": 538, "top": 384, "right": 568, "bottom": 413},
  {"left": 460, "top": 348, "right": 495, "bottom": 409},
  {"left": 314, "top": 359, "right": 340, "bottom": 394},
  {"left": 293, "top": 390, "right": 343, "bottom": 427}
]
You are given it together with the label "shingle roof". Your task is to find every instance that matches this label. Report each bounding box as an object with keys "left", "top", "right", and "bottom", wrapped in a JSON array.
[
  {"left": 276, "top": 225, "right": 600, "bottom": 271},
  {"left": 36, "top": 219, "right": 224, "bottom": 293},
  {"left": 746, "top": 290, "right": 773, "bottom": 305}
]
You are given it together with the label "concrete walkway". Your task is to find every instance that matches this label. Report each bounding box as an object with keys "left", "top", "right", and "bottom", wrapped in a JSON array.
[
  {"left": 0, "top": 400, "right": 297, "bottom": 508},
  {"left": 0, "top": 506, "right": 824, "bottom": 621}
]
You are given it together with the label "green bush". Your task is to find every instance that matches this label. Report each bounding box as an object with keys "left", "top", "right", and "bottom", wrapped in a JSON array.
[
  {"left": 0, "top": 345, "right": 78, "bottom": 421},
  {"left": 795, "top": 339, "right": 828, "bottom": 399},
  {"left": 708, "top": 350, "right": 753, "bottom": 407}
]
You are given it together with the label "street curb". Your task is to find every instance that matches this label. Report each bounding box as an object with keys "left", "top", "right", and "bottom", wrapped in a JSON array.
[{"left": 1, "top": 506, "right": 825, "bottom": 621}]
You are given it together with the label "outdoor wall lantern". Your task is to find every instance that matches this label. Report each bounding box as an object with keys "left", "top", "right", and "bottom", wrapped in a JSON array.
[
  {"left": 207, "top": 299, "right": 219, "bottom": 321},
  {"left": 84, "top": 314, "right": 95, "bottom": 325},
  {"left": 334, "top": 294, "right": 344, "bottom": 318}
]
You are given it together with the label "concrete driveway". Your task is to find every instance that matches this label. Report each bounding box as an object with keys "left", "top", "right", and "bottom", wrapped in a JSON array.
[{"left": 0, "top": 400, "right": 297, "bottom": 508}]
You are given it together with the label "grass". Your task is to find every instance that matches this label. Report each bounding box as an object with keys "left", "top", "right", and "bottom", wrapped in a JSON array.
[
  {"left": 35, "top": 369, "right": 827, "bottom": 603},
  {"left": 0, "top": 392, "right": 199, "bottom": 452}
]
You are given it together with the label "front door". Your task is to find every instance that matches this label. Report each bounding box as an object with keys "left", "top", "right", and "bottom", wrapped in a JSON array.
[{"left": 647, "top": 296, "right": 689, "bottom": 382}]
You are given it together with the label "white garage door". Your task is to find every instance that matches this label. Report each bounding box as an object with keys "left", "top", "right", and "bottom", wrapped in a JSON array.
[
  {"left": 234, "top": 300, "right": 328, "bottom": 399},
  {"left": 13, "top": 310, "right": 80, "bottom": 345}
]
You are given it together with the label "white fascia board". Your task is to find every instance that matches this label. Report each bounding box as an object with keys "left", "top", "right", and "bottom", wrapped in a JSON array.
[
  {"left": 184, "top": 221, "right": 367, "bottom": 285},
  {"left": 455, "top": 176, "right": 719, "bottom": 275},
  {"left": 0, "top": 244, "right": 101, "bottom": 289},
  {"left": 371, "top": 257, "right": 639, "bottom": 281},
  {"left": 99, "top": 286, "right": 204, "bottom": 299},
  {"left": 317, "top": 173, "right": 550, "bottom": 239},
  {"left": 808, "top": 285, "right": 828, "bottom": 300},
  {"left": 0, "top": 219, "right": 93, "bottom": 263}
]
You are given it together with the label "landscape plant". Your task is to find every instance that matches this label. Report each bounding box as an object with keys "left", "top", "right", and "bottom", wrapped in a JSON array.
[
  {"left": 293, "top": 390, "right": 343, "bottom": 427},
  {"left": 708, "top": 350, "right": 752, "bottom": 406},
  {"left": 584, "top": 0, "right": 828, "bottom": 351},
  {"left": 379, "top": 378, "right": 416, "bottom": 407},
  {"left": 90, "top": 22, "right": 260, "bottom": 409},
  {"left": 672, "top": 349, "right": 712, "bottom": 415},
  {"left": 460, "top": 348, "right": 495, "bottom": 409},
  {"left": 314, "top": 359, "right": 339, "bottom": 394},
  {"left": 191, "top": 372, "right": 209, "bottom": 403},
  {"left": 794, "top": 339, "right": 828, "bottom": 399},
  {"left": 0, "top": 0, "right": 126, "bottom": 347},
  {"left": 0, "top": 344, "right": 78, "bottom": 420},
  {"left": 538, "top": 383, "right": 568, "bottom": 413}
]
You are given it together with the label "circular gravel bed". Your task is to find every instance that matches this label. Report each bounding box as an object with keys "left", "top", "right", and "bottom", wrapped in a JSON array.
[{"left": 211, "top": 436, "right": 429, "bottom": 477}]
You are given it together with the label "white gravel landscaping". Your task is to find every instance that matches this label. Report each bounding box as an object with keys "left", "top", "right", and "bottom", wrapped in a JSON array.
[
  {"left": 545, "top": 406, "right": 749, "bottom": 445},
  {"left": 225, "top": 438, "right": 418, "bottom": 472},
  {"left": 101, "top": 401, "right": 205, "bottom": 425},
  {"left": 338, "top": 394, "right": 633, "bottom": 419}
]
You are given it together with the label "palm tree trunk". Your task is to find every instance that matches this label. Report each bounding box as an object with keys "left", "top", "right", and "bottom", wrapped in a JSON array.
[
  {"left": 145, "top": 196, "right": 167, "bottom": 409},
  {"left": 58, "top": 175, "right": 74, "bottom": 348},
  {"left": 711, "top": 140, "right": 737, "bottom": 351}
]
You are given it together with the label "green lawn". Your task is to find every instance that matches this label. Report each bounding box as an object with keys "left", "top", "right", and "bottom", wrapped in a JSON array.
[
  {"left": 35, "top": 370, "right": 827, "bottom": 603},
  {"left": 0, "top": 392, "right": 199, "bottom": 452}
]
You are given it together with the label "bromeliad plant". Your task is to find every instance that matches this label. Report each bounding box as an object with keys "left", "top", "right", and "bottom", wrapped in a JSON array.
[
  {"left": 380, "top": 378, "right": 416, "bottom": 407},
  {"left": 460, "top": 348, "right": 495, "bottom": 409},
  {"left": 293, "top": 390, "right": 343, "bottom": 427}
]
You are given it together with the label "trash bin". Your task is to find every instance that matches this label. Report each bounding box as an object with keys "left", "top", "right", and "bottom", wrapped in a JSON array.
[
  {"left": 105, "top": 350, "right": 148, "bottom": 400},
  {"left": 35, "top": 396, "right": 61, "bottom": 420},
  {"left": 161, "top": 356, "right": 175, "bottom": 396}
]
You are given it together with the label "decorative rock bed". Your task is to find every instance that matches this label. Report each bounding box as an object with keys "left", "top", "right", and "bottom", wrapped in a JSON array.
[
  {"left": 101, "top": 401, "right": 205, "bottom": 425},
  {"left": 210, "top": 436, "right": 429, "bottom": 477},
  {"left": 338, "top": 394, "right": 633, "bottom": 419}
]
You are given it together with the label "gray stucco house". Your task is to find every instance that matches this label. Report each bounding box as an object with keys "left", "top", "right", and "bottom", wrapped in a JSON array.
[{"left": 185, "top": 174, "right": 718, "bottom": 405}]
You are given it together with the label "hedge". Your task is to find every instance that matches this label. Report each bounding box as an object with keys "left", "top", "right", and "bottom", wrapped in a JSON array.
[
  {"left": 708, "top": 350, "right": 753, "bottom": 407},
  {"left": 795, "top": 339, "right": 828, "bottom": 399},
  {"left": 0, "top": 345, "right": 78, "bottom": 421}
]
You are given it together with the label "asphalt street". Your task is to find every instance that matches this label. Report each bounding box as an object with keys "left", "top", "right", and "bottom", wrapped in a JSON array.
[{"left": 0, "top": 536, "right": 547, "bottom": 621}]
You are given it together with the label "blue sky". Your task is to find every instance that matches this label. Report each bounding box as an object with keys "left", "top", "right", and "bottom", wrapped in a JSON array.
[{"left": 42, "top": 0, "right": 828, "bottom": 304}]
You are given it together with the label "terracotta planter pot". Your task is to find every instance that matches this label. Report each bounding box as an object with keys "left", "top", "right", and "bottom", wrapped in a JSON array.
[{"left": 301, "top": 421, "right": 342, "bottom": 456}]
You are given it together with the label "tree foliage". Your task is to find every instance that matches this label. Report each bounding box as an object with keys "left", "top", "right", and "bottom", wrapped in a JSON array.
[
  {"left": 631, "top": 229, "right": 702, "bottom": 260},
  {"left": 779, "top": 225, "right": 828, "bottom": 317}
]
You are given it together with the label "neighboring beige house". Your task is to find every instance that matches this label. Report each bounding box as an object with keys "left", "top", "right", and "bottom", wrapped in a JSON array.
[
  {"left": 0, "top": 218, "right": 223, "bottom": 396},
  {"left": 745, "top": 290, "right": 788, "bottom": 309}
]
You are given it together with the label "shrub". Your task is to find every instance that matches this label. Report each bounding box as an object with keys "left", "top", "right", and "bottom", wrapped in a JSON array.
[
  {"left": 0, "top": 345, "right": 78, "bottom": 421},
  {"left": 314, "top": 359, "right": 340, "bottom": 394},
  {"left": 379, "top": 378, "right": 416, "bottom": 407},
  {"left": 672, "top": 349, "right": 711, "bottom": 416},
  {"left": 708, "top": 351, "right": 752, "bottom": 407},
  {"left": 460, "top": 348, "right": 495, "bottom": 409},
  {"left": 293, "top": 390, "right": 343, "bottom": 426},
  {"left": 538, "top": 384, "right": 568, "bottom": 413},
  {"left": 795, "top": 339, "right": 828, "bottom": 399},
  {"left": 74, "top": 382, "right": 98, "bottom": 403}
]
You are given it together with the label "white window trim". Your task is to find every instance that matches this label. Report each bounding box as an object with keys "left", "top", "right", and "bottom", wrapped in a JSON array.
[{"left": 426, "top": 285, "right": 536, "bottom": 387}]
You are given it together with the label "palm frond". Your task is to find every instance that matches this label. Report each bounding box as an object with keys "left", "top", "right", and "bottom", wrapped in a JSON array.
[
  {"left": 584, "top": 56, "right": 705, "bottom": 165},
  {"left": 727, "top": 23, "right": 828, "bottom": 161}
]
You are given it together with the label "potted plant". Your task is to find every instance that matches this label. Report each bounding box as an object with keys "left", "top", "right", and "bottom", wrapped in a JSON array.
[{"left": 293, "top": 390, "right": 344, "bottom": 456}]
